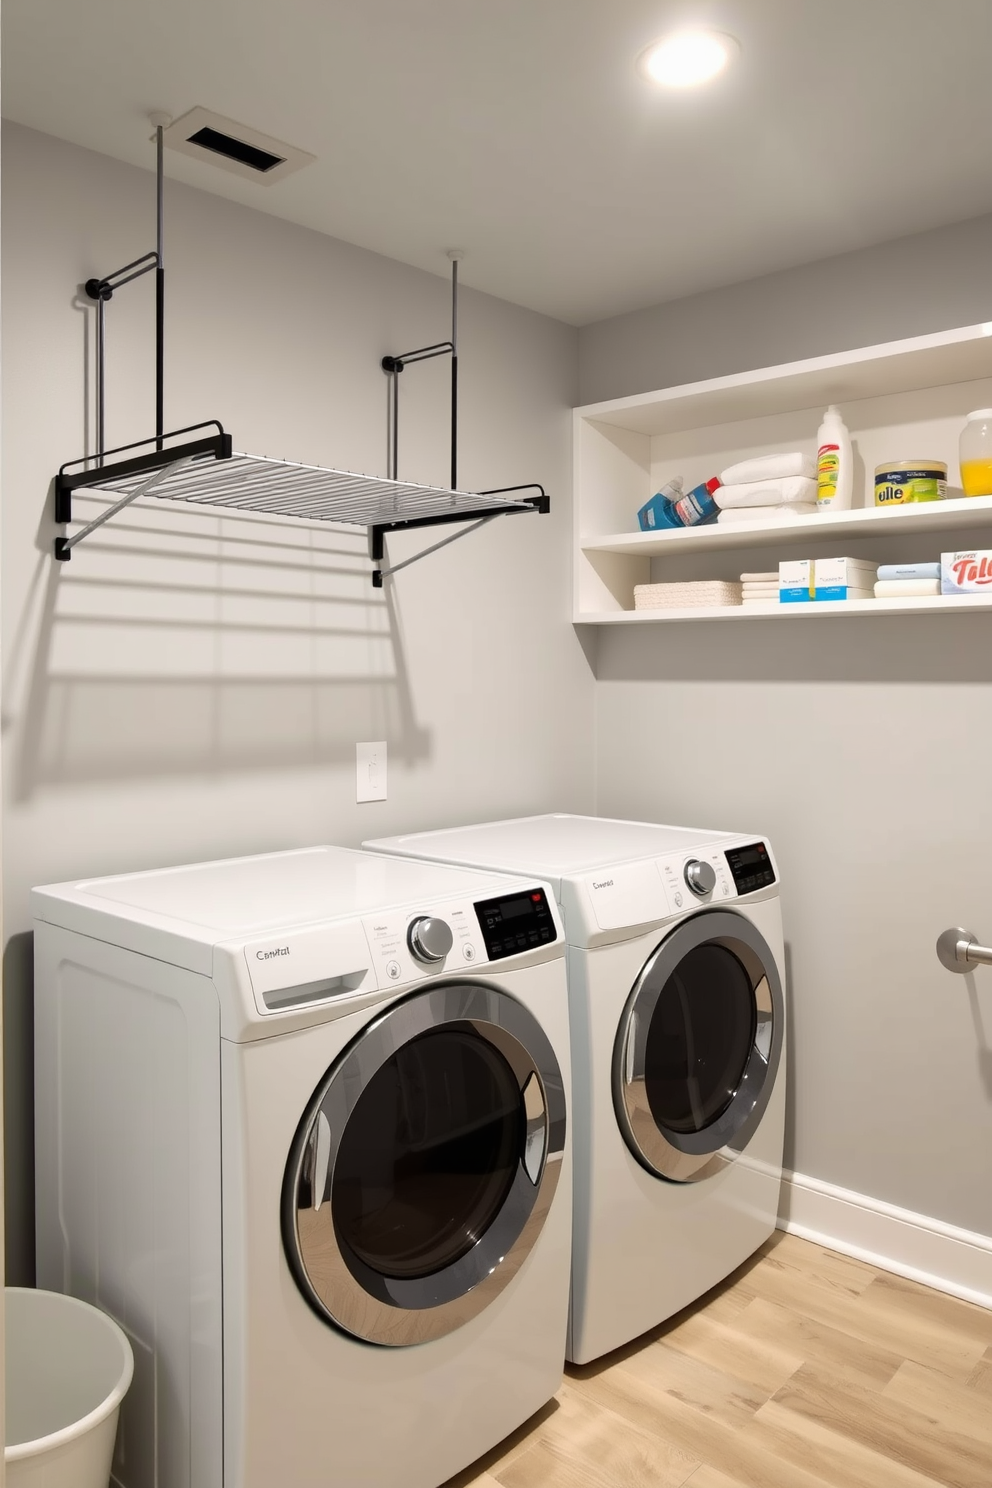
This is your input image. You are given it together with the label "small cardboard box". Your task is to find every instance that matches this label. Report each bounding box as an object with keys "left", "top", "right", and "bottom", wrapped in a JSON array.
[
  {"left": 779, "top": 559, "right": 813, "bottom": 603},
  {"left": 814, "top": 556, "right": 878, "bottom": 600},
  {"left": 941, "top": 550, "right": 992, "bottom": 594}
]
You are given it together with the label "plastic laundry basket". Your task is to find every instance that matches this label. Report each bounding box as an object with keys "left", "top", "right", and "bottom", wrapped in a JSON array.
[{"left": 5, "top": 1287, "right": 134, "bottom": 1488}]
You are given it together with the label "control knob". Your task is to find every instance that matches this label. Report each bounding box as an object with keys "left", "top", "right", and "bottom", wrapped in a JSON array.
[
  {"left": 407, "top": 915, "right": 453, "bottom": 964},
  {"left": 684, "top": 859, "right": 716, "bottom": 897}
]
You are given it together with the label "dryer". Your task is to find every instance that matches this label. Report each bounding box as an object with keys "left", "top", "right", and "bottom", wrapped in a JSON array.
[
  {"left": 366, "top": 815, "right": 786, "bottom": 1365},
  {"left": 33, "top": 846, "right": 571, "bottom": 1486}
]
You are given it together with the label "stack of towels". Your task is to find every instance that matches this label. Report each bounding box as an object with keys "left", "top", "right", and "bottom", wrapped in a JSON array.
[
  {"left": 872, "top": 561, "right": 942, "bottom": 599},
  {"left": 739, "top": 571, "right": 780, "bottom": 608},
  {"left": 634, "top": 579, "right": 742, "bottom": 611},
  {"left": 715, "top": 453, "right": 817, "bottom": 525}
]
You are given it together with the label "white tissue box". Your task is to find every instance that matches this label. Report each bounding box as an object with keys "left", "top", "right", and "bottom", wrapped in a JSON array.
[
  {"left": 779, "top": 559, "right": 813, "bottom": 603},
  {"left": 814, "top": 556, "right": 878, "bottom": 600}
]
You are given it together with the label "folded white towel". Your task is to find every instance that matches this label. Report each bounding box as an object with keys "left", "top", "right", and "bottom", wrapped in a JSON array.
[
  {"left": 740, "top": 571, "right": 779, "bottom": 583},
  {"left": 715, "top": 476, "right": 817, "bottom": 510},
  {"left": 717, "top": 503, "right": 818, "bottom": 526},
  {"left": 634, "top": 580, "right": 742, "bottom": 610},
  {"left": 742, "top": 584, "right": 780, "bottom": 598},
  {"left": 873, "top": 578, "right": 942, "bottom": 599},
  {"left": 720, "top": 453, "right": 816, "bottom": 485}
]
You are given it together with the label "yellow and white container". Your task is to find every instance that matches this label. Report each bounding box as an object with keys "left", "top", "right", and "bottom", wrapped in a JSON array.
[
  {"left": 959, "top": 409, "right": 992, "bottom": 496},
  {"left": 874, "top": 460, "right": 947, "bottom": 506}
]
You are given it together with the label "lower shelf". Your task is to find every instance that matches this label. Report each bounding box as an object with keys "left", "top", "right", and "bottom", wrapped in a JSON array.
[{"left": 576, "top": 594, "right": 992, "bottom": 623}]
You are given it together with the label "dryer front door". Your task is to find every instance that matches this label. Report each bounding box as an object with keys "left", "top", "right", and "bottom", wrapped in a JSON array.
[
  {"left": 614, "top": 910, "right": 784, "bottom": 1183},
  {"left": 283, "top": 982, "right": 566, "bottom": 1346}
]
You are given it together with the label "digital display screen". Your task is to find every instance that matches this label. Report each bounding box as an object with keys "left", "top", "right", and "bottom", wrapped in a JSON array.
[
  {"left": 475, "top": 888, "right": 556, "bottom": 961},
  {"left": 725, "top": 842, "right": 776, "bottom": 895},
  {"left": 501, "top": 896, "right": 537, "bottom": 920}
]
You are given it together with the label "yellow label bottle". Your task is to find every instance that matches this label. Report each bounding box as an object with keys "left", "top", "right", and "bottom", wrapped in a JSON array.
[{"left": 816, "top": 406, "right": 852, "bottom": 509}]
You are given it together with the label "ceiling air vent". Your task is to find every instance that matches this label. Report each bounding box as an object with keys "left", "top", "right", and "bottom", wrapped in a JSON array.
[{"left": 161, "top": 107, "right": 315, "bottom": 185}]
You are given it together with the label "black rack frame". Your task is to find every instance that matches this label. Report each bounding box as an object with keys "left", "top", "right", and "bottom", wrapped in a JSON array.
[{"left": 53, "top": 131, "right": 549, "bottom": 584}]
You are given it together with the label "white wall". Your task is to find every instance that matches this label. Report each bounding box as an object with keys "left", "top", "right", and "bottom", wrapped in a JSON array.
[
  {"left": 1, "top": 123, "right": 595, "bottom": 1282},
  {"left": 579, "top": 212, "right": 992, "bottom": 405},
  {"left": 581, "top": 243, "right": 992, "bottom": 1240}
]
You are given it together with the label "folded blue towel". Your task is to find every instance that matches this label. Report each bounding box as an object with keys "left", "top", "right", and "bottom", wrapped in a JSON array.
[{"left": 875, "top": 562, "right": 941, "bottom": 581}]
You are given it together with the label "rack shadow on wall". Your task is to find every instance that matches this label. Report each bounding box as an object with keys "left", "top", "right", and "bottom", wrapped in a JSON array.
[{"left": 17, "top": 496, "right": 430, "bottom": 797}]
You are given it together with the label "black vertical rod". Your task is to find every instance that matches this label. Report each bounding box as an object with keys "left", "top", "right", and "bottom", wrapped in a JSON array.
[
  {"left": 391, "top": 368, "right": 399, "bottom": 480},
  {"left": 96, "top": 295, "right": 106, "bottom": 467},
  {"left": 155, "top": 122, "right": 165, "bottom": 449},
  {"left": 450, "top": 255, "right": 459, "bottom": 489}
]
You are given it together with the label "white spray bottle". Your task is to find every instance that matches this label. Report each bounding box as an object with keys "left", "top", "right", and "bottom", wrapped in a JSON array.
[{"left": 816, "top": 405, "right": 853, "bottom": 509}]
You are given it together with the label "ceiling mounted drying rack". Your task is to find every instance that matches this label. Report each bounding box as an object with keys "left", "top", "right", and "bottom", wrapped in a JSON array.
[{"left": 54, "top": 120, "right": 548, "bottom": 587}]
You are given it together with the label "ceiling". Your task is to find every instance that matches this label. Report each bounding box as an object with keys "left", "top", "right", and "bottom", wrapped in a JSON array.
[{"left": 5, "top": 0, "right": 992, "bottom": 325}]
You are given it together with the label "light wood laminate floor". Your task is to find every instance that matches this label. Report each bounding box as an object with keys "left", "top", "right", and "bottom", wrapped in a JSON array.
[{"left": 445, "top": 1232, "right": 992, "bottom": 1488}]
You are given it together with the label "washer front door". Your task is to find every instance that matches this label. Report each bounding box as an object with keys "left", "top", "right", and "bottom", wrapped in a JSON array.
[
  {"left": 283, "top": 981, "right": 566, "bottom": 1346},
  {"left": 613, "top": 910, "right": 784, "bottom": 1183}
]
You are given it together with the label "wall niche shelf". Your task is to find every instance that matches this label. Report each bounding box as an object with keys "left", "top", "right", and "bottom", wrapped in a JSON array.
[
  {"left": 574, "top": 323, "right": 992, "bottom": 623},
  {"left": 55, "top": 123, "right": 548, "bottom": 587}
]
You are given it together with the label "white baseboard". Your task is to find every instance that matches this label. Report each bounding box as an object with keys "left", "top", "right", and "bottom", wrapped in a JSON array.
[{"left": 777, "top": 1169, "right": 992, "bottom": 1311}]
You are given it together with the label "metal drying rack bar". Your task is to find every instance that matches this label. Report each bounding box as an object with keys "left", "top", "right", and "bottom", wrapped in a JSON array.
[
  {"left": 55, "top": 424, "right": 546, "bottom": 584},
  {"left": 53, "top": 124, "right": 548, "bottom": 585}
]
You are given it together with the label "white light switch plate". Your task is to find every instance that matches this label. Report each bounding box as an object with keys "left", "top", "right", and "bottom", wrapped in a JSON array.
[{"left": 356, "top": 741, "right": 387, "bottom": 802}]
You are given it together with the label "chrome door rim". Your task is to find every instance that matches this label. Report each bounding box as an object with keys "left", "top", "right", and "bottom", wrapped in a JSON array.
[
  {"left": 283, "top": 981, "right": 567, "bottom": 1346},
  {"left": 613, "top": 910, "right": 783, "bottom": 1183}
]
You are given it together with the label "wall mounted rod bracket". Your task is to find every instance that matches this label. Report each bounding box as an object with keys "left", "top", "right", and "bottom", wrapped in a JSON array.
[
  {"left": 936, "top": 927, "right": 992, "bottom": 974},
  {"left": 369, "top": 483, "right": 548, "bottom": 587},
  {"left": 54, "top": 454, "right": 193, "bottom": 562}
]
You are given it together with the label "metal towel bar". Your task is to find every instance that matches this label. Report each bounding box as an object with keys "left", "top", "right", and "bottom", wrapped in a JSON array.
[{"left": 936, "top": 927, "right": 992, "bottom": 973}]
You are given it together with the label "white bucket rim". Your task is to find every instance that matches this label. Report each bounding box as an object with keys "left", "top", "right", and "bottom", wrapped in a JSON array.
[{"left": 5, "top": 1288, "right": 135, "bottom": 1463}]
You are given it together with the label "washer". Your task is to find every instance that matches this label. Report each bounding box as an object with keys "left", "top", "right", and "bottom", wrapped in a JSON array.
[
  {"left": 33, "top": 846, "right": 571, "bottom": 1487},
  {"left": 365, "top": 814, "right": 786, "bottom": 1365}
]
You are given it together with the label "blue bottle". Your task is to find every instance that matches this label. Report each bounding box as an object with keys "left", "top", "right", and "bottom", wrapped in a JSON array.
[{"left": 637, "top": 477, "right": 721, "bottom": 531}]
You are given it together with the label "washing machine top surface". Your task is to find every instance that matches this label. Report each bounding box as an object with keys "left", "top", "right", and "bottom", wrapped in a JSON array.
[
  {"left": 32, "top": 846, "right": 564, "bottom": 1038},
  {"left": 366, "top": 814, "right": 734, "bottom": 881},
  {"left": 36, "top": 845, "right": 522, "bottom": 934},
  {"left": 365, "top": 815, "right": 779, "bottom": 948}
]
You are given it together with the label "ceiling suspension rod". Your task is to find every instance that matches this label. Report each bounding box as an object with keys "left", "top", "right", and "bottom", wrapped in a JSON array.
[
  {"left": 84, "top": 114, "right": 169, "bottom": 464},
  {"left": 381, "top": 251, "right": 462, "bottom": 486}
]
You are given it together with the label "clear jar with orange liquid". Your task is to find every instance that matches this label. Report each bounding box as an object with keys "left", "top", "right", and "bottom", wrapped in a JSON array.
[{"left": 959, "top": 409, "right": 992, "bottom": 496}]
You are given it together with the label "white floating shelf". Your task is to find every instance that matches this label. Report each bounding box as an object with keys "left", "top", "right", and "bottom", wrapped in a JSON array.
[
  {"left": 581, "top": 495, "right": 992, "bottom": 557},
  {"left": 577, "top": 594, "right": 992, "bottom": 624},
  {"left": 573, "top": 322, "right": 992, "bottom": 622},
  {"left": 579, "top": 323, "right": 992, "bottom": 437}
]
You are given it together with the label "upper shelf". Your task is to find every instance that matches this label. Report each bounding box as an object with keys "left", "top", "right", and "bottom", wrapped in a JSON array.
[
  {"left": 581, "top": 495, "right": 992, "bottom": 557},
  {"left": 577, "top": 323, "right": 992, "bottom": 436}
]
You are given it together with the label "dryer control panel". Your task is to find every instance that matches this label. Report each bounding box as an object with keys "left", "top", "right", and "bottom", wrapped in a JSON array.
[
  {"left": 475, "top": 887, "right": 557, "bottom": 961},
  {"left": 725, "top": 841, "right": 777, "bottom": 895}
]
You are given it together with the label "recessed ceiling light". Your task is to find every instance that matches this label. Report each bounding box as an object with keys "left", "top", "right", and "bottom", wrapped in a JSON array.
[{"left": 637, "top": 30, "right": 739, "bottom": 88}]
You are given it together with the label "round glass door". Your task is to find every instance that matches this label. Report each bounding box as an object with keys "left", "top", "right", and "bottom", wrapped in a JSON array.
[
  {"left": 283, "top": 982, "right": 566, "bottom": 1346},
  {"left": 613, "top": 911, "right": 783, "bottom": 1183}
]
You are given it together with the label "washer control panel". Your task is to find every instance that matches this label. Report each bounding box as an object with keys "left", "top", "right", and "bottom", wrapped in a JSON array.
[
  {"left": 475, "top": 887, "right": 557, "bottom": 962},
  {"left": 363, "top": 900, "right": 484, "bottom": 985},
  {"left": 725, "top": 841, "right": 777, "bottom": 895},
  {"left": 657, "top": 850, "right": 735, "bottom": 911}
]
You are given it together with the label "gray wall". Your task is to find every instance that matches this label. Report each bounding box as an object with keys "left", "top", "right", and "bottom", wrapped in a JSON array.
[
  {"left": 1, "top": 123, "right": 595, "bottom": 1282},
  {"left": 579, "top": 212, "right": 992, "bottom": 405},
  {"left": 582, "top": 234, "right": 992, "bottom": 1237}
]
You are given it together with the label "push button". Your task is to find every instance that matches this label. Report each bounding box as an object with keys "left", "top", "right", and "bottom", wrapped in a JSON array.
[
  {"left": 385, "top": 959, "right": 402, "bottom": 981},
  {"left": 462, "top": 945, "right": 477, "bottom": 962}
]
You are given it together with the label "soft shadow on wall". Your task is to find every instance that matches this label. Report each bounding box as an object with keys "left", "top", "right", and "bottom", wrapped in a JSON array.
[
  {"left": 4, "top": 492, "right": 432, "bottom": 1282},
  {"left": 11, "top": 493, "right": 430, "bottom": 796}
]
